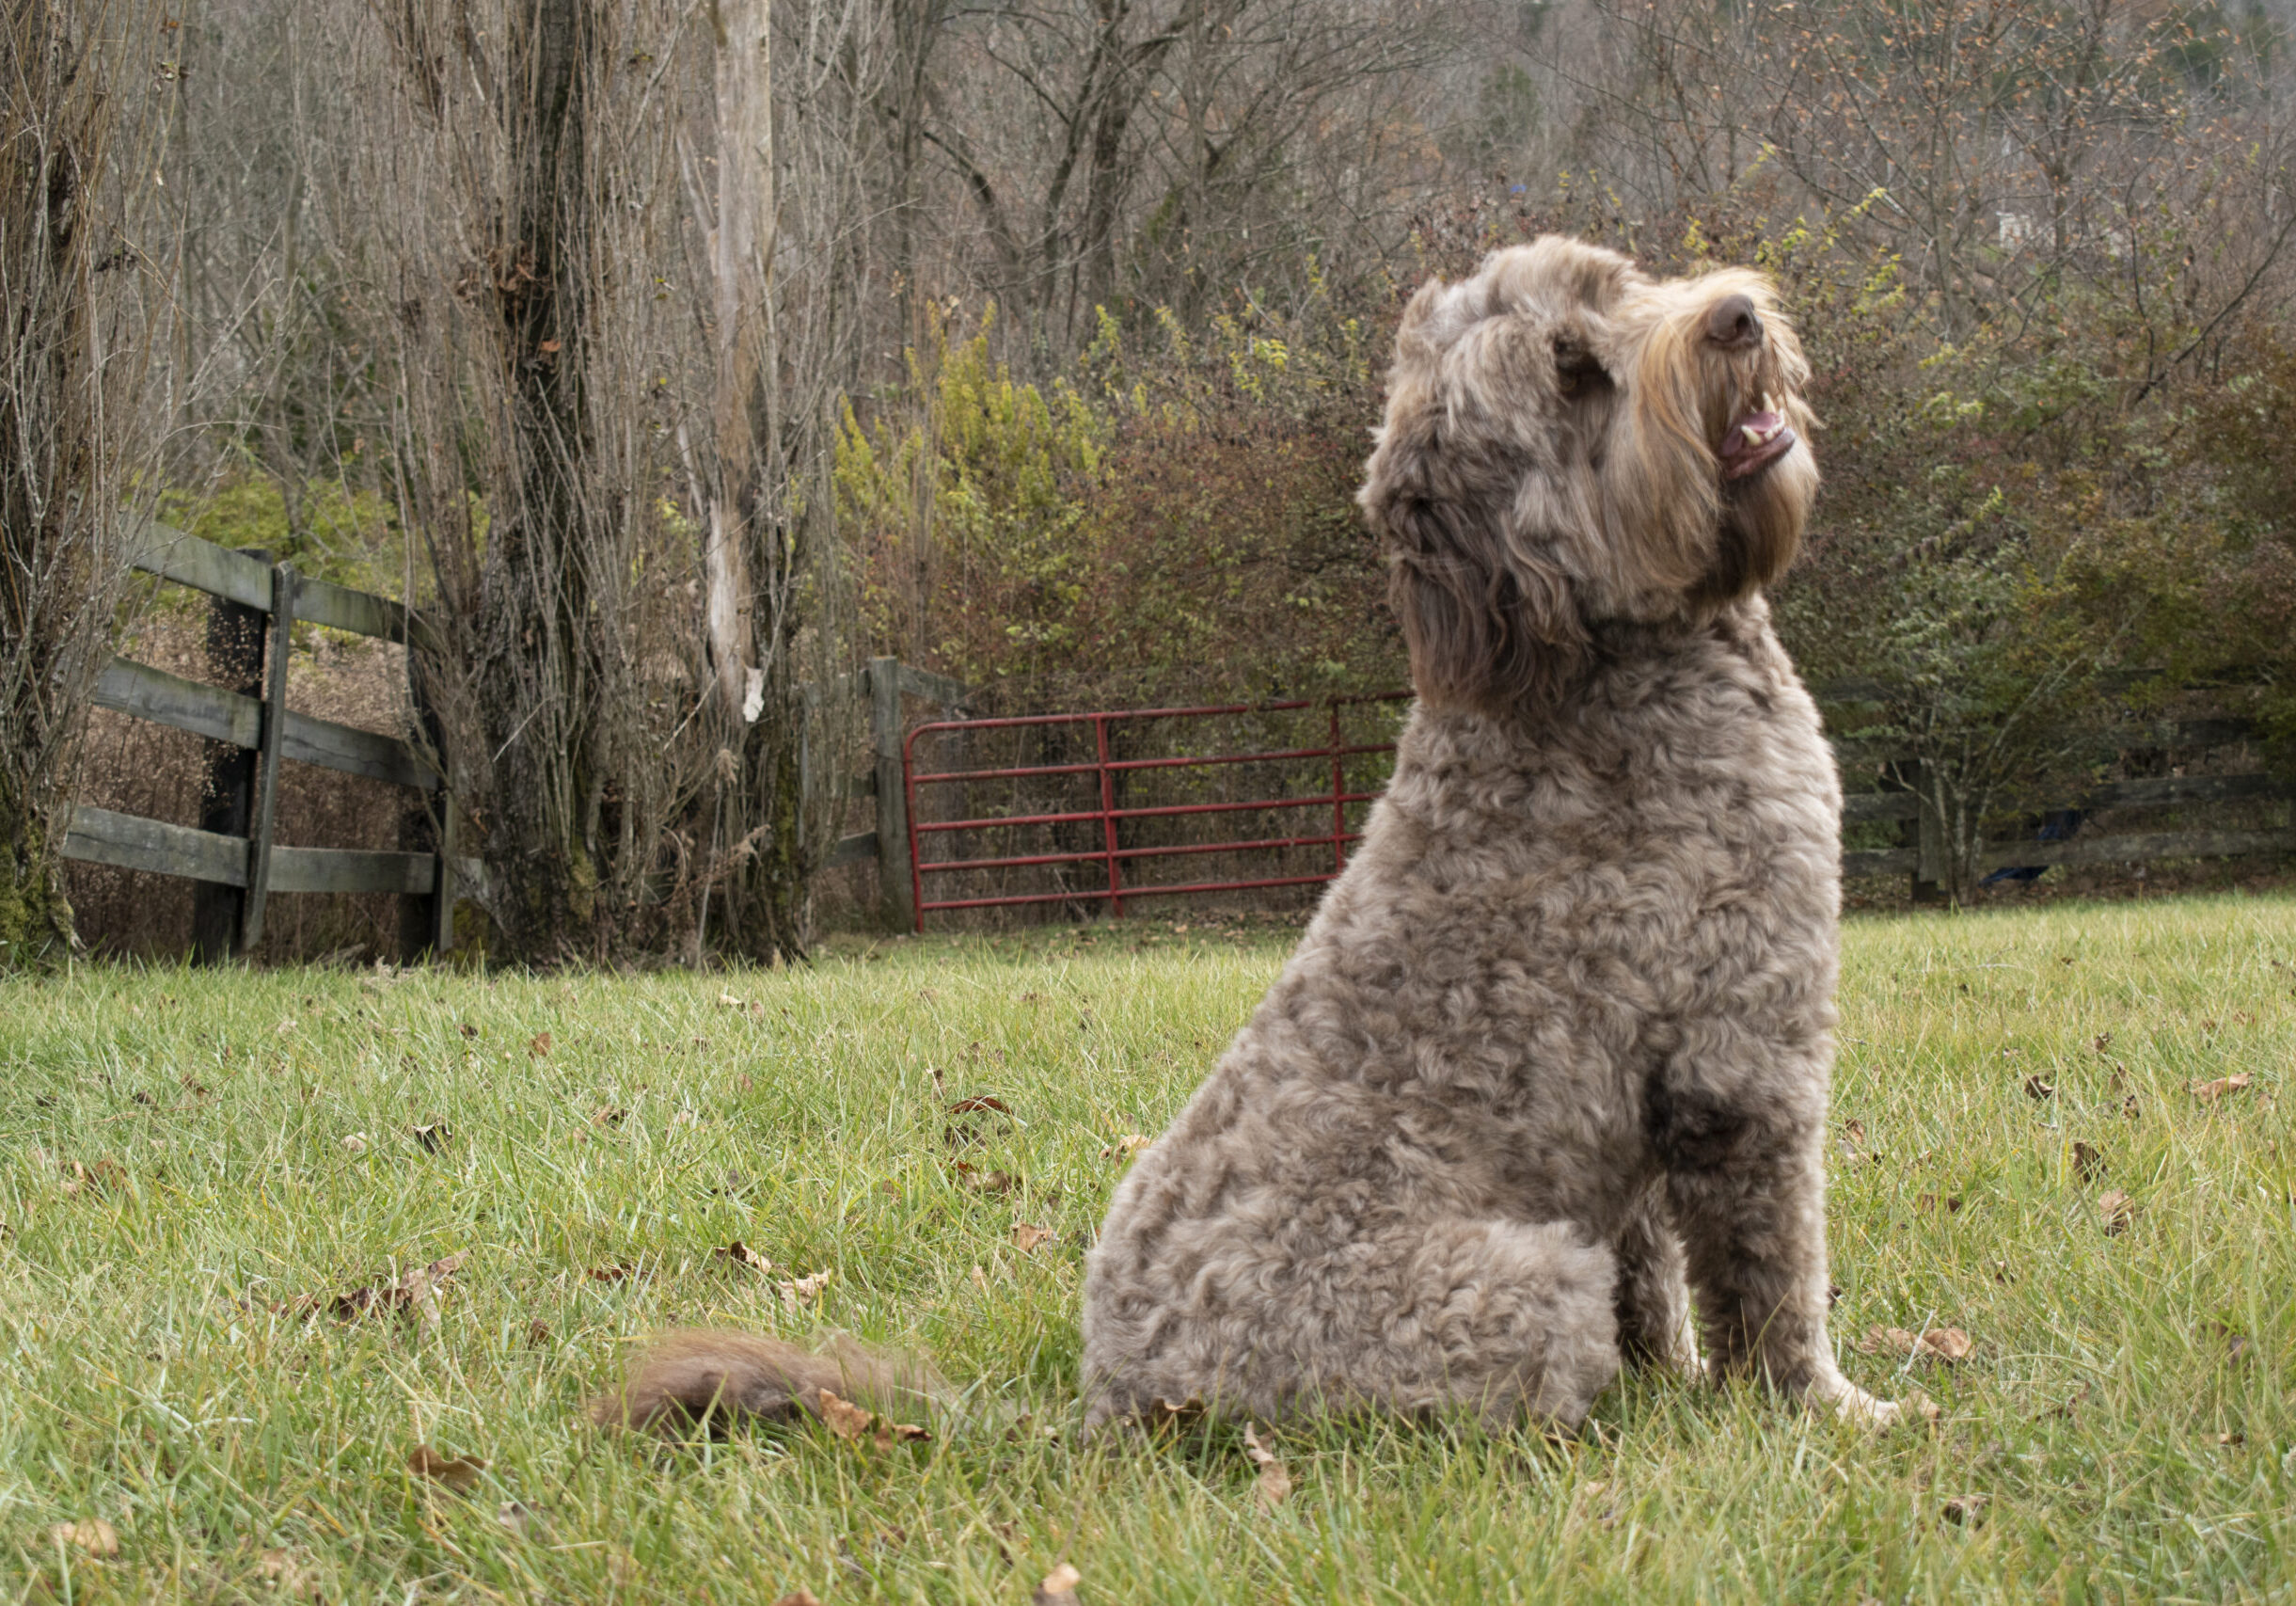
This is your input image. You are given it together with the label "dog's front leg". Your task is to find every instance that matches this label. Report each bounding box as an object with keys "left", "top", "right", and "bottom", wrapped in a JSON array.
[{"left": 1653, "top": 1081, "right": 1908, "bottom": 1429}]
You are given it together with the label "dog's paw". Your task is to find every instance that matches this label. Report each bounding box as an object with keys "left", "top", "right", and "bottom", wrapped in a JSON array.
[{"left": 1831, "top": 1385, "right": 1937, "bottom": 1433}]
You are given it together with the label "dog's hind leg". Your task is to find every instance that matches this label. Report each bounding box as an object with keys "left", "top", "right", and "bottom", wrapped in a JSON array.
[{"left": 1611, "top": 1184, "right": 1701, "bottom": 1378}]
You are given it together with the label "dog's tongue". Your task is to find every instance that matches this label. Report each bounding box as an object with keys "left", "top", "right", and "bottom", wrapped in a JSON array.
[{"left": 1718, "top": 409, "right": 1784, "bottom": 461}]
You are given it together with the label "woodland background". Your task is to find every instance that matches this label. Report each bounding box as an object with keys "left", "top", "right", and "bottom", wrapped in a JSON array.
[{"left": 8, "top": 0, "right": 2296, "bottom": 963}]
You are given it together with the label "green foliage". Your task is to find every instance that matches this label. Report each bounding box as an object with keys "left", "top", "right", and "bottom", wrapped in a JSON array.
[{"left": 838, "top": 293, "right": 1397, "bottom": 706}]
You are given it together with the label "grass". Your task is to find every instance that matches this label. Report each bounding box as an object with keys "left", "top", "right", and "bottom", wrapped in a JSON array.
[{"left": 2, "top": 895, "right": 2292, "bottom": 1604}]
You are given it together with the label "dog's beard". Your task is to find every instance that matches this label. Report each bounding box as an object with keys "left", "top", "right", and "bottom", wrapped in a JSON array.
[{"left": 1694, "top": 439, "right": 1815, "bottom": 608}]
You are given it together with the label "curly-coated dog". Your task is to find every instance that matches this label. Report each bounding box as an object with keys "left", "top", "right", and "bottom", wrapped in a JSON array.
[{"left": 1079, "top": 236, "right": 1908, "bottom": 1434}]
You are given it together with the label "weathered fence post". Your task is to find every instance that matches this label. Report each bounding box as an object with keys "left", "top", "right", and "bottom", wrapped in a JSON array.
[
  {"left": 398, "top": 638, "right": 456, "bottom": 961},
  {"left": 1910, "top": 757, "right": 1948, "bottom": 905},
  {"left": 192, "top": 547, "right": 270, "bottom": 963},
  {"left": 239, "top": 563, "right": 295, "bottom": 952},
  {"left": 869, "top": 657, "right": 914, "bottom": 931}
]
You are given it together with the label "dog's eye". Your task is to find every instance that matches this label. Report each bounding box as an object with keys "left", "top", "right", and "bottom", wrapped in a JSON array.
[{"left": 1554, "top": 346, "right": 1608, "bottom": 397}]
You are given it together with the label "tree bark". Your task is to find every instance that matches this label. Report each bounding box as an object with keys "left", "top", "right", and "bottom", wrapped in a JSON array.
[
  {"left": 1, "top": 0, "right": 116, "bottom": 964},
  {"left": 475, "top": 0, "right": 605, "bottom": 960}
]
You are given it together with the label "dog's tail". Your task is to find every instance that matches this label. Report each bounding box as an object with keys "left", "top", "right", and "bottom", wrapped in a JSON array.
[{"left": 591, "top": 1329, "right": 946, "bottom": 1434}]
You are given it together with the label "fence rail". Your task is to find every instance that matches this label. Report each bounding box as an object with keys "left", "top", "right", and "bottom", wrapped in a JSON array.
[
  {"left": 886, "top": 682, "right": 2293, "bottom": 930},
  {"left": 60, "top": 521, "right": 470, "bottom": 961}
]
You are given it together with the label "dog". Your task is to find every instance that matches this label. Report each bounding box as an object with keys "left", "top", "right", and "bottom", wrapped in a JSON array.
[{"left": 1077, "top": 236, "right": 1908, "bottom": 1433}]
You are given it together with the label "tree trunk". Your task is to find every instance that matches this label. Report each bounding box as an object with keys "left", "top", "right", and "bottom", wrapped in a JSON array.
[
  {"left": 1, "top": 0, "right": 119, "bottom": 964},
  {"left": 475, "top": 0, "right": 604, "bottom": 960}
]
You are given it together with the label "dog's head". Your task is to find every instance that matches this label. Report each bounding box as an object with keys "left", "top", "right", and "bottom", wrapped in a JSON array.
[{"left": 1359, "top": 236, "right": 1818, "bottom": 716}]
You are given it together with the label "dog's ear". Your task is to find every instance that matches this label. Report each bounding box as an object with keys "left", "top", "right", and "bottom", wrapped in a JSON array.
[{"left": 1363, "top": 399, "right": 1588, "bottom": 718}]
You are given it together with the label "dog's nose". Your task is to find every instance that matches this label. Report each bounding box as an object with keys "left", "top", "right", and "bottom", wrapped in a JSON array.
[{"left": 1705, "top": 294, "right": 1763, "bottom": 349}]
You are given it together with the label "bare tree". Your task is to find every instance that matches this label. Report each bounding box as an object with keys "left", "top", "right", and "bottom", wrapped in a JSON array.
[{"left": 1, "top": 0, "right": 171, "bottom": 962}]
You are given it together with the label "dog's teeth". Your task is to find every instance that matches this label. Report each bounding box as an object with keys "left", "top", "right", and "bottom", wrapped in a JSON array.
[{"left": 1742, "top": 424, "right": 1766, "bottom": 446}]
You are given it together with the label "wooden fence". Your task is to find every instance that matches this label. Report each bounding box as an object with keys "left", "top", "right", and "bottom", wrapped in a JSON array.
[
  {"left": 1836, "top": 717, "right": 2294, "bottom": 897},
  {"left": 60, "top": 522, "right": 475, "bottom": 961}
]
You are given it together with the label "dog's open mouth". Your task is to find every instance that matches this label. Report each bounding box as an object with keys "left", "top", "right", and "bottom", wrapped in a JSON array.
[{"left": 1718, "top": 396, "right": 1797, "bottom": 482}]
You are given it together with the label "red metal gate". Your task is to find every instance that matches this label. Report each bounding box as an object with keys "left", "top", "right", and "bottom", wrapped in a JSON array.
[{"left": 902, "top": 694, "right": 1410, "bottom": 931}]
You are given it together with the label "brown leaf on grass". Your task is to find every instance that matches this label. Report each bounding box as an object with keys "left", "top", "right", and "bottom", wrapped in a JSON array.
[
  {"left": 2098, "top": 1190, "right": 2136, "bottom": 1234},
  {"left": 816, "top": 1389, "right": 874, "bottom": 1441},
  {"left": 1010, "top": 1222, "right": 1055, "bottom": 1253},
  {"left": 776, "top": 1269, "right": 831, "bottom": 1310},
  {"left": 320, "top": 1251, "right": 467, "bottom": 1325},
  {"left": 2188, "top": 1073, "right": 2254, "bottom": 1103},
  {"left": 48, "top": 1519, "right": 119, "bottom": 1557},
  {"left": 529, "top": 1032, "right": 553, "bottom": 1057},
  {"left": 1242, "top": 1423, "right": 1294, "bottom": 1512},
  {"left": 815, "top": 1389, "right": 932, "bottom": 1452},
  {"left": 2024, "top": 1075, "right": 2055, "bottom": 1100},
  {"left": 1856, "top": 1325, "right": 1973, "bottom": 1363},
  {"left": 526, "top": 1318, "right": 552, "bottom": 1347},
  {"left": 1916, "top": 1193, "right": 1963, "bottom": 1216},
  {"left": 255, "top": 1548, "right": 319, "bottom": 1597},
  {"left": 458, "top": 1023, "right": 479, "bottom": 1040},
  {"left": 341, "top": 1133, "right": 369, "bottom": 1153},
  {"left": 717, "top": 992, "right": 746, "bottom": 1009},
  {"left": 715, "top": 1240, "right": 771, "bottom": 1273},
  {"left": 1940, "top": 1493, "right": 1989, "bottom": 1526},
  {"left": 593, "top": 1107, "right": 626, "bottom": 1128},
  {"left": 771, "top": 1594, "right": 824, "bottom": 1606},
  {"left": 1033, "top": 1564, "right": 1083, "bottom": 1606},
  {"left": 1991, "top": 1259, "right": 2015, "bottom": 1284},
  {"left": 587, "top": 1261, "right": 648, "bottom": 1284},
  {"left": 1143, "top": 1393, "right": 1206, "bottom": 1429},
  {"left": 497, "top": 1500, "right": 537, "bottom": 1534},
  {"left": 2091, "top": 1033, "right": 2113, "bottom": 1053},
  {"left": 2216, "top": 1431, "right": 2247, "bottom": 1447},
  {"left": 948, "top": 1095, "right": 1010, "bottom": 1116},
  {"left": 2207, "top": 1321, "right": 2252, "bottom": 1366},
  {"left": 1101, "top": 1134, "right": 1153, "bottom": 1159},
  {"left": 2072, "top": 1141, "right": 2105, "bottom": 1182},
  {"left": 953, "top": 1162, "right": 1015, "bottom": 1195},
  {"left": 411, "top": 1121, "right": 451, "bottom": 1153},
  {"left": 2122, "top": 1094, "right": 2142, "bottom": 1121},
  {"left": 406, "top": 1444, "right": 485, "bottom": 1492}
]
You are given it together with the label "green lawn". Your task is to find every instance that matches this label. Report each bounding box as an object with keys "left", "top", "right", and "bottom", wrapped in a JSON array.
[{"left": 3, "top": 896, "right": 2292, "bottom": 1603}]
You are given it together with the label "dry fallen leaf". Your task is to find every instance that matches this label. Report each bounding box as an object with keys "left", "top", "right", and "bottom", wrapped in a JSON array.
[
  {"left": 1857, "top": 1325, "right": 1973, "bottom": 1363},
  {"left": 497, "top": 1501, "right": 537, "bottom": 1534},
  {"left": 317, "top": 1251, "right": 466, "bottom": 1325},
  {"left": 340, "top": 1133, "right": 369, "bottom": 1153},
  {"left": 411, "top": 1121, "right": 451, "bottom": 1153},
  {"left": 254, "top": 1547, "right": 318, "bottom": 1597},
  {"left": 771, "top": 1594, "right": 824, "bottom": 1606},
  {"left": 1242, "top": 1423, "right": 1294, "bottom": 1511},
  {"left": 715, "top": 1240, "right": 772, "bottom": 1273},
  {"left": 1916, "top": 1193, "right": 1964, "bottom": 1216},
  {"left": 2188, "top": 1073, "right": 2255, "bottom": 1103},
  {"left": 1011, "top": 1222, "right": 1055, "bottom": 1253},
  {"left": 588, "top": 1262, "right": 643, "bottom": 1284},
  {"left": 458, "top": 1023, "right": 479, "bottom": 1039},
  {"left": 2207, "top": 1321, "right": 2252, "bottom": 1366},
  {"left": 718, "top": 992, "right": 746, "bottom": 1009},
  {"left": 2098, "top": 1190, "right": 2135, "bottom": 1234},
  {"left": 529, "top": 1031, "right": 553, "bottom": 1057},
  {"left": 815, "top": 1389, "right": 929, "bottom": 1452},
  {"left": 777, "top": 1269, "right": 831, "bottom": 1310},
  {"left": 2072, "top": 1141, "right": 2105, "bottom": 1182},
  {"left": 593, "top": 1107, "right": 627, "bottom": 1128},
  {"left": 2024, "top": 1075, "right": 2055, "bottom": 1100},
  {"left": 2217, "top": 1431, "right": 2247, "bottom": 1447},
  {"left": 406, "top": 1444, "right": 485, "bottom": 1492},
  {"left": 1033, "top": 1564, "right": 1083, "bottom": 1606},
  {"left": 816, "top": 1389, "right": 872, "bottom": 1441},
  {"left": 1101, "top": 1134, "right": 1153, "bottom": 1159},
  {"left": 1940, "top": 1493, "right": 1990, "bottom": 1526},
  {"left": 48, "top": 1519, "right": 119, "bottom": 1557}
]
